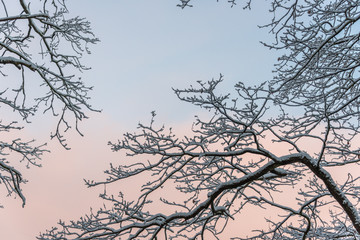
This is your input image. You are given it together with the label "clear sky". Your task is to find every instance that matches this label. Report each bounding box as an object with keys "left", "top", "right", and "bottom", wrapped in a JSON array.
[{"left": 0, "top": 1, "right": 278, "bottom": 239}]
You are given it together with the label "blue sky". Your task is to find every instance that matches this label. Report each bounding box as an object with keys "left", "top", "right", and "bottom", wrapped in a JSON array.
[
  {"left": 0, "top": 1, "right": 279, "bottom": 239},
  {"left": 65, "top": 0, "right": 277, "bottom": 126}
]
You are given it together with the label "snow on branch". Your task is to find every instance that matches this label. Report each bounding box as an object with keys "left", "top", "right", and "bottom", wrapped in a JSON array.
[
  {"left": 39, "top": 0, "right": 360, "bottom": 239},
  {"left": 0, "top": 0, "right": 98, "bottom": 206}
]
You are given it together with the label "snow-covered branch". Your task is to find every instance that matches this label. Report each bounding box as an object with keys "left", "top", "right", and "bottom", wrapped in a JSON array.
[
  {"left": 39, "top": 0, "right": 360, "bottom": 239},
  {"left": 0, "top": 0, "right": 98, "bottom": 206}
]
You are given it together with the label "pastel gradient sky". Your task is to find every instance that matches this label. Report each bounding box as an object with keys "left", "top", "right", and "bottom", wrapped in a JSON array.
[{"left": 0, "top": 1, "right": 278, "bottom": 239}]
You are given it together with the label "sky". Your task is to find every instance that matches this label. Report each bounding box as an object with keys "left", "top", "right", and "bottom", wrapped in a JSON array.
[{"left": 0, "top": 1, "right": 279, "bottom": 239}]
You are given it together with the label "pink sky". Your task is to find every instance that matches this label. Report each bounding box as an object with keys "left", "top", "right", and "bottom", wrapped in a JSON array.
[{"left": 0, "top": 114, "right": 274, "bottom": 239}]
